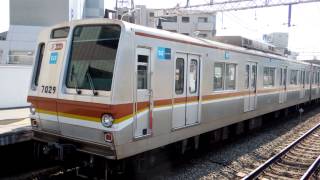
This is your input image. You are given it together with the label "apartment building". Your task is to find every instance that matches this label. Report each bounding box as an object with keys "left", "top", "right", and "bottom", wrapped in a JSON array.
[
  {"left": 0, "top": 0, "right": 104, "bottom": 65},
  {"left": 117, "top": 5, "right": 217, "bottom": 38}
]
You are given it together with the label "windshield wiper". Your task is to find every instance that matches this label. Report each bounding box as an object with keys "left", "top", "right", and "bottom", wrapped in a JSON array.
[
  {"left": 86, "top": 66, "right": 98, "bottom": 96},
  {"left": 71, "top": 65, "right": 81, "bottom": 94}
]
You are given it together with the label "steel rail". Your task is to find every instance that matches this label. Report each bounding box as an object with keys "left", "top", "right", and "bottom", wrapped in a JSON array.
[
  {"left": 242, "top": 121, "right": 320, "bottom": 180},
  {"left": 300, "top": 155, "right": 320, "bottom": 180}
]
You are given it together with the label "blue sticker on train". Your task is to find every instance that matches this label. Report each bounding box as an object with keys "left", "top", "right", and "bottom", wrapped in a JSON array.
[
  {"left": 224, "top": 51, "right": 230, "bottom": 60},
  {"left": 49, "top": 52, "right": 58, "bottom": 64},
  {"left": 157, "top": 47, "right": 171, "bottom": 61}
]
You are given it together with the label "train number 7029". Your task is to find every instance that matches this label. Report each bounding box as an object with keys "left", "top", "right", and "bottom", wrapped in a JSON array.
[{"left": 41, "top": 85, "right": 56, "bottom": 94}]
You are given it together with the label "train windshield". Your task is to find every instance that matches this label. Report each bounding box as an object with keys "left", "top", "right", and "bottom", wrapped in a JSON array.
[{"left": 66, "top": 24, "right": 121, "bottom": 92}]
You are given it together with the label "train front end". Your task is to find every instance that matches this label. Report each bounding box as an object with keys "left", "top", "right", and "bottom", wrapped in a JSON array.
[{"left": 27, "top": 19, "right": 131, "bottom": 160}]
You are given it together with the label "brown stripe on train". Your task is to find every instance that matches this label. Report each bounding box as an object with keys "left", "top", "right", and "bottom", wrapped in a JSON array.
[
  {"left": 202, "top": 91, "right": 248, "bottom": 101},
  {"left": 27, "top": 87, "right": 298, "bottom": 120},
  {"left": 28, "top": 96, "right": 133, "bottom": 119}
]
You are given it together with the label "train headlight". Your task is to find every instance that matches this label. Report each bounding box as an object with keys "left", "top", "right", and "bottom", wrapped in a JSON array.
[
  {"left": 29, "top": 106, "right": 36, "bottom": 115},
  {"left": 101, "top": 114, "right": 114, "bottom": 128}
]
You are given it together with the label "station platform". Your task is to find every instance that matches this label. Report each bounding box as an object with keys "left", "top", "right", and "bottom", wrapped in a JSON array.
[{"left": 0, "top": 108, "right": 32, "bottom": 146}]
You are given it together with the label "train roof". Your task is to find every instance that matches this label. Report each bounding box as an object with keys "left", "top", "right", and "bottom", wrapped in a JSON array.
[{"left": 48, "top": 18, "right": 315, "bottom": 67}]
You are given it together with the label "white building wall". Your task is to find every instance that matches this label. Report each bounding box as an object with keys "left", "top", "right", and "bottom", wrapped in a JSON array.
[
  {"left": 2, "top": 25, "right": 43, "bottom": 64},
  {"left": 69, "top": 0, "right": 86, "bottom": 20},
  {"left": 0, "top": 65, "right": 32, "bottom": 108},
  {"left": 124, "top": 5, "right": 216, "bottom": 39}
]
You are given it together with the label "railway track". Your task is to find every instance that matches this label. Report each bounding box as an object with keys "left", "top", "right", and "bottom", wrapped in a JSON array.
[{"left": 243, "top": 122, "right": 320, "bottom": 180}]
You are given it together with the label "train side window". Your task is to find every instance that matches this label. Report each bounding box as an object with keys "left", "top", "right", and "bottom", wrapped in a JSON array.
[
  {"left": 290, "top": 70, "right": 298, "bottom": 85},
  {"left": 225, "top": 64, "right": 236, "bottom": 90},
  {"left": 214, "top": 63, "right": 224, "bottom": 90},
  {"left": 175, "top": 58, "right": 185, "bottom": 94},
  {"left": 189, "top": 59, "right": 198, "bottom": 93},
  {"left": 34, "top": 43, "right": 45, "bottom": 86},
  {"left": 263, "top": 67, "right": 275, "bottom": 87},
  {"left": 299, "top": 71, "right": 302, "bottom": 85},
  {"left": 137, "top": 55, "right": 149, "bottom": 89}
]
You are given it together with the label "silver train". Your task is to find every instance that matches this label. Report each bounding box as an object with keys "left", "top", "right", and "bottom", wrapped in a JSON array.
[{"left": 28, "top": 18, "right": 320, "bottom": 164}]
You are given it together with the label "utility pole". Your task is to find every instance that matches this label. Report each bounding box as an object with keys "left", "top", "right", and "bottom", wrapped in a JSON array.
[
  {"left": 185, "top": 0, "right": 190, "bottom": 8},
  {"left": 288, "top": 4, "right": 292, "bottom": 27}
]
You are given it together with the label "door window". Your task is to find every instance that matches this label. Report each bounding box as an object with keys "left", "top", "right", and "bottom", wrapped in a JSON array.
[
  {"left": 137, "top": 55, "right": 149, "bottom": 89},
  {"left": 175, "top": 58, "right": 185, "bottom": 94},
  {"left": 284, "top": 69, "right": 287, "bottom": 87},
  {"left": 245, "top": 64, "right": 250, "bottom": 89},
  {"left": 189, "top": 59, "right": 198, "bottom": 93},
  {"left": 280, "top": 68, "right": 283, "bottom": 86},
  {"left": 251, "top": 65, "right": 257, "bottom": 89}
]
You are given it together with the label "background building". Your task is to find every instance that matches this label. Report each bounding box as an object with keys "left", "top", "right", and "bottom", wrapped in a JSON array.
[
  {"left": 117, "top": 5, "right": 217, "bottom": 39},
  {"left": 0, "top": 0, "right": 104, "bottom": 65},
  {"left": 0, "top": 0, "right": 104, "bottom": 109}
]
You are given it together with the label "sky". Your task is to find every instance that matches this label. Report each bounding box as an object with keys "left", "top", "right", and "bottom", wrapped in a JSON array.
[{"left": 0, "top": 0, "right": 320, "bottom": 58}]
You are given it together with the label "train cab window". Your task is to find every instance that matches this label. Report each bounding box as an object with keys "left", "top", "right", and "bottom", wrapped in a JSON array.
[
  {"left": 175, "top": 58, "right": 185, "bottom": 94},
  {"left": 66, "top": 25, "right": 121, "bottom": 92},
  {"left": 51, "top": 27, "right": 70, "bottom": 39},
  {"left": 137, "top": 55, "right": 149, "bottom": 89},
  {"left": 34, "top": 43, "right": 45, "bottom": 86},
  {"left": 225, "top": 64, "right": 236, "bottom": 90},
  {"left": 263, "top": 67, "right": 275, "bottom": 87},
  {"left": 290, "top": 70, "right": 298, "bottom": 85},
  {"left": 189, "top": 59, "right": 198, "bottom": 93},
  {"left": 214, "top": 63, "right": 224, "bottom": 90}
]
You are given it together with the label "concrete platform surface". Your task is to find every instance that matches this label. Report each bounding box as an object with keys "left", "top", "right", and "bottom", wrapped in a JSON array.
[
  {"left": 0, "top": 108, "right": 32, "bottom": 146},
  {"left": 0, "top": 108, "right": 29, "bottom": 121}
]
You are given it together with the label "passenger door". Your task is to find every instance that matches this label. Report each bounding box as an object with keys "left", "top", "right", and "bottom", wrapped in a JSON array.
[
  {"left": 37, "top": 40, "right": 66, "bottom": 133},
  {"left": 244, "top": 62, "right": 257, "bottom": 112},
  {"left": 172, "top": 53, "right": 200, "bottom": 129},
  {"left": 134, "top": 48, "right": 153, "bottom": 138},
  {"left": 172, "top": 53, "right": 187, "bottom": 128},
  {"left": 279, "top": 67, "right": 287, "bottom": 103},
  {"left": 186, "top": 55, "right": 200, "bottom": 125}
]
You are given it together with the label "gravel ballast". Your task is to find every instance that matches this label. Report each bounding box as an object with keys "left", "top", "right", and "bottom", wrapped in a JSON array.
[{"left": 150, "top": 106, "right": 320, "bottom": 180}]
